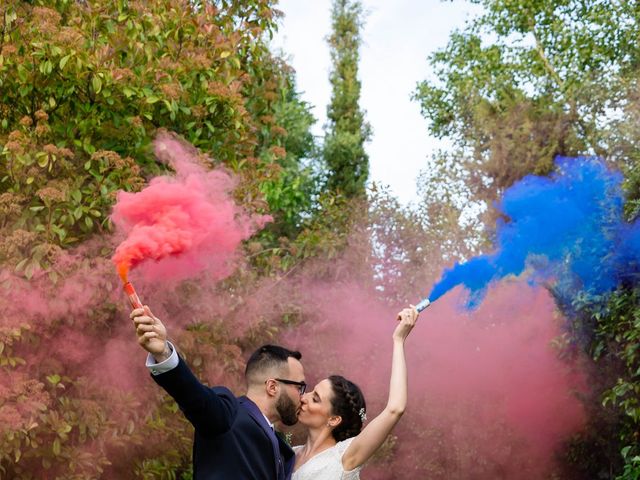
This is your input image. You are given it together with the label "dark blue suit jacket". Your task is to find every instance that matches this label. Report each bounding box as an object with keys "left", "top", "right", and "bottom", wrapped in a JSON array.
[{"left": 152, "top": 356, "right": 295, "bottom": 480}]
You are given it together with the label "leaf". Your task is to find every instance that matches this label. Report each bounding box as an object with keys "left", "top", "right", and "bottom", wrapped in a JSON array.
[
  {"left": 83, "top": 143, "right": 96, "bottom": 155},
  {"left": 92, "top": 76, "right": 102, "bottom": 94},
  {"left": 146, "top": 96, "right": 160, "bottom": 104},
  {"left": 17, "top": 64, "right": 28, "bottom": 82},
  {"left": 220, "top": 51, "right": 231, "bottom": 59},
  {"left": 53, "top": 225, "right": 67, "bottom": 241},
  {"left": 59, "top": 54, "right": 72, "bottom": 70},
  {"left": 24, "top": 260, "right": 38, "bottom": 280},
  {"left": 15, "top": 258, "right": 29, "bottom": 273},
  {"left": 52, "top": 438, "right": 61, "bottom": 456},
  {"left": 85, "top": 216, "right": 93, "bottom": 228},
  {"left": 19, "top": 84, "right": 32, "bottom": 97}
]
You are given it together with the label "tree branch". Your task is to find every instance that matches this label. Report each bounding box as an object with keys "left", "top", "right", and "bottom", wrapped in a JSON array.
[{"left": 532, "top": 28, "right": 565, "bottom": 90}]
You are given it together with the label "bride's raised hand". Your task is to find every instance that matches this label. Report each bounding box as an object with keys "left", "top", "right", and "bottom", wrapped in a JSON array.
[{"left": 393, "top": 305, "right": 419, "bottom": 342}]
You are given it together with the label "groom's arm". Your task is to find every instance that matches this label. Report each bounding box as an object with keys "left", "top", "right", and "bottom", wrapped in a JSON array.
[
  {"left": 152, "top": 355, "right": 239, "bottom": 437},
  {"left": 132, "top": 307, "right": 238, "bottom": 437}
]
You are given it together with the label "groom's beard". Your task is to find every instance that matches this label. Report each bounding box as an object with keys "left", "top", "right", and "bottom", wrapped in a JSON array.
[{"left": 276, "top": 394, "right": 299, "bottom": 426}]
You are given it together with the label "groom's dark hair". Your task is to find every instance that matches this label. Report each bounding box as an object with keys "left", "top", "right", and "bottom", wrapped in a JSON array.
[{"left": 245, "top": 344, "right": 302, "bottom": 384}]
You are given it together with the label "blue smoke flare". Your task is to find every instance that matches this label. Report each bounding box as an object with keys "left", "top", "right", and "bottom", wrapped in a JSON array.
[{"left": 427, "top": 157, "right": 640, "bottom": 307}]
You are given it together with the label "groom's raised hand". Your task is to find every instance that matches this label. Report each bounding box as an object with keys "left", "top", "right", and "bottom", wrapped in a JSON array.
[{"left": 131, "top": 306, "right": 171, "bottom": 362}]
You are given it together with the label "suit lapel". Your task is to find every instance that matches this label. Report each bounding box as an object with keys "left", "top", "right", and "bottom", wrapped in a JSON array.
[{"left": 238, "top": 396, "right": 285, "bottom": 480}]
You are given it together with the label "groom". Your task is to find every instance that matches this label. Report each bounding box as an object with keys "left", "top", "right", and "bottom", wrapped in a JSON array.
[{"left": 132, "top": 306, "right": 306, "bottom": 480}]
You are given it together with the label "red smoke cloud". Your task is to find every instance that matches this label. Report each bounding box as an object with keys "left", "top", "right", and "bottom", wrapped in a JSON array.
[
  {"left": 2, "top": 130, "right": 589, "bottom": 477},
  {"left": 281, "top": 278, "right": 586, "bottom": 479},
  {"left": 0, "top": 132, "right": 274, "bottom": 476},
  {"left": 111, "top": 132, "right": 270, "bottom": 283}
]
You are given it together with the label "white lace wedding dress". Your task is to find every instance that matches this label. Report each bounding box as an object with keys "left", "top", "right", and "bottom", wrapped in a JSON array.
[{"left": 291, "top": 438, "right": 362, "bottom": 480}]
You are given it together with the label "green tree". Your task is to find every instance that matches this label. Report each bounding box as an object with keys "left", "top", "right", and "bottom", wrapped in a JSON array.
[
  {"left": 323, "top": 0, "right": 371, "bottom": 198},
  {"left": 256, "top": 71, "right": 320, "bottom": 241},
  {"left": 414, "top": 0, "right": 640, "bottom": 205},
  {"left": 414, "top": 1, "right": 640, "bottom": 477},
  {"left": 0, "top": 0, "right": 318, "bottom": 270},
  {"left": 0, "top": 1, "right": 320, "bottom": 477}
]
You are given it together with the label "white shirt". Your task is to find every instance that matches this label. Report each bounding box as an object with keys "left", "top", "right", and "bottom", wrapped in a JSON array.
[{"left": 145, "top": 341, "right": 179, "bottom": 375}]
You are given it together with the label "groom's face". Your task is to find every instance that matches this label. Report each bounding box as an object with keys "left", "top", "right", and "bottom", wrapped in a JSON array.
[{"left": 275, "top": 357, "right": 305, "bottom": 426}]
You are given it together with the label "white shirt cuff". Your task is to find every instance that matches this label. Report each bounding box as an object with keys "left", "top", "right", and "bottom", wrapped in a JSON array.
[{"left": 146, "top": 341, "right": 178, "bottom": 376}]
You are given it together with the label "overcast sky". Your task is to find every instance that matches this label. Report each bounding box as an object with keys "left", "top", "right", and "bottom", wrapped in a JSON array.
[{"left": 271, "top": 0, "right": 482, "bottom": 205}]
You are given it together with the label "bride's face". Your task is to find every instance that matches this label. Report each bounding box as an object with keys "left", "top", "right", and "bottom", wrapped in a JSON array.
[{"left": 297, "top": 378, "right": 335, "bottom": 428}]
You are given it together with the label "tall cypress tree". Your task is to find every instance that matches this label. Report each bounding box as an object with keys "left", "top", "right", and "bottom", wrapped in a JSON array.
[{"left": 324, "top": 0, "right": 371, "bottom": 198}]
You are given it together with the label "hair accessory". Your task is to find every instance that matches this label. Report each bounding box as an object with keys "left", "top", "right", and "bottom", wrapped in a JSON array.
[{"left": 358, "top": 408, "right": 367, "bottom": 422}]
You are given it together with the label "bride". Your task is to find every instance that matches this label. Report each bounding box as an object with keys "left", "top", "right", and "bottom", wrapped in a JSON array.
[{"left": 291, "top": 306, "right": 420, "bottom": 479}]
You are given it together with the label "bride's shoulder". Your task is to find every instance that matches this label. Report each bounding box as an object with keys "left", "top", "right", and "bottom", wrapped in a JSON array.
[
  {"left": 334, "top": 437, "right": 356, "bottom": 456},
  {"left": 336, "top": 438, "right": 362, "bottom": 477}
]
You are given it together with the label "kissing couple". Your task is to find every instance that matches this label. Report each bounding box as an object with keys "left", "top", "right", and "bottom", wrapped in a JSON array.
[{"left": 132, "top": 304, "right": 421, "bottom": 479}]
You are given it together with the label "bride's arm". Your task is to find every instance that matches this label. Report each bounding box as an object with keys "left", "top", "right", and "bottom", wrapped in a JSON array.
[{"left": 341, "top": 306, "right": 419, "bottom": 471}]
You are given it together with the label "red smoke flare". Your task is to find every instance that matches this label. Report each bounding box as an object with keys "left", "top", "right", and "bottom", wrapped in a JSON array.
[{"left": 112, "top": 132, "right": 269, "bottom": 284}]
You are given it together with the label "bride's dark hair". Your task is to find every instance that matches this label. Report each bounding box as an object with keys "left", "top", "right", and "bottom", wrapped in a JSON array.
[{"left": 328, "top": 375, "right": 366, "bottom": 442}]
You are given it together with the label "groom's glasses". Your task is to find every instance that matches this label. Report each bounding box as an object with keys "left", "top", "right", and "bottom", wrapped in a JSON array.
[{"left": 274, "top": 378, "right": 307, "bottom": 395}]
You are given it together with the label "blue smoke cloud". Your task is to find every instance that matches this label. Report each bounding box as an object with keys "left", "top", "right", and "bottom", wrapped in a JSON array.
[{"left": 427, "top": 157, "right": 640, "bottom": 307}]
